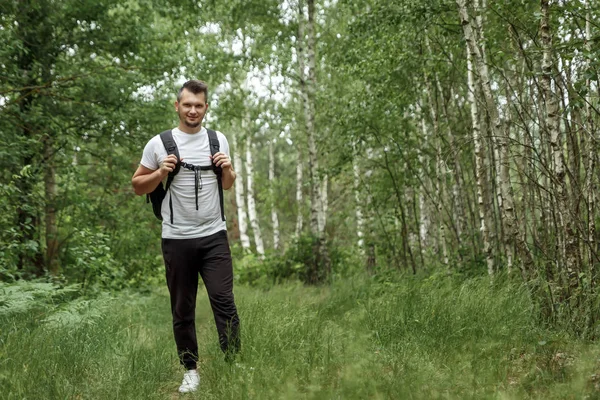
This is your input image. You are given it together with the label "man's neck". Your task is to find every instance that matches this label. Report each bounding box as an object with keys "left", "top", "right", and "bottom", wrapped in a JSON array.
[{"left": 178, "top": 124, "right": 203, "bottom": 134}]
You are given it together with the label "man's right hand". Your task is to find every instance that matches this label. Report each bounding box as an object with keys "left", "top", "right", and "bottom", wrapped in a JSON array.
[
  {"left": 159, "top": 154, "right": 179, "bottom": 177},
  {"left": 132, "top": 155, "right": 180, "bottom": 196}
]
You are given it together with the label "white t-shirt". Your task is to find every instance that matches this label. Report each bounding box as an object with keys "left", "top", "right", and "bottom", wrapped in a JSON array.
[{"left": 140, "top": 127, "right": 230, "bottom": 239}]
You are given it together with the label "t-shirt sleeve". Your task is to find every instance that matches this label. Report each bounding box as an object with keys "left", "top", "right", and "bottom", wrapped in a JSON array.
[{"left": 140, "top": 136, "right": 160, "bottom": 170}]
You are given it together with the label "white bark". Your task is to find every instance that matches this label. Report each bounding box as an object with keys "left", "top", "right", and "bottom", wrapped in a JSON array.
[
  {"left": 298, "top": 0, "right": 330, "bottom": 280},
  {"left": 298, "top": 0, "right": 324, "bottom": 239},
  {"left": 500, "top": 108, "right": 515, "bottom": 272},
  {"left": 423, "top": 64, "right": 449, "bottom": 267},
  {"left": 585, "top": 1, "right": 595, "bottom": 269},
  {"left": 418, "top": 104, "right": 430, "bottom": 247},
  {"left": 352, "top": 156, "right": 365, "bottom": 250},
  {"left": 245, "top": 126, "right": 265, "bottom": 258},
  {"left": 269, "top": 139, "right": 280, "bottom": 251},
  {"left": 457, "top": 0, "right": 495, "bottom": 275},
  {"left": 540, "top": 0, "right": 578, "bottom": 288},
  {"left": 365, "top": 148, "right": 376, "bottom": 273},
  {"left": 231, "top": 132, "right": 251, "bottom": 251},
  {"left": 319, "top": 174, "right": 328, "bottom": 234},
  {"left": 295, "top": 154, "right": 304, "bottom": 237}
]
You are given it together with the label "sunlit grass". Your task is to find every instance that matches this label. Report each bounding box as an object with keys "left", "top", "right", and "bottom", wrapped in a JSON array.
[{"left": 1, "top": 275, "right": 599, "bottom": 399}]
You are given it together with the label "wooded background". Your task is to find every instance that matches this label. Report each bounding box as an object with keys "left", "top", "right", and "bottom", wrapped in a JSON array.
[{"left": 1, "top": 0, "right": 599, "bottom": 336}]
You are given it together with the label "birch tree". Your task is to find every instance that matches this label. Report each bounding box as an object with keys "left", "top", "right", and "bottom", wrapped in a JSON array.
[
  {"left": 459, "top": 5, "right": 493, "bottom": 275},
  {"left": 244, "top": 114, "right": 265, "bottom": 259},
  {"left": 297, "top": 0, "right": 330, "bottom": 282},
  {"left": 269, "top": 139, "right": 281, "bottom": 251},
  {"left": 352, "top": 154, "right": 365, "bottom": 251},
  {"left": 295, "top": 152, "right": 304, "bottom": 237},
  {"left": 539, "top": 0, "right": 579, "bottom": 295},
  {"left": 231, "top": 132, "right": 251, "bottom": 251}
]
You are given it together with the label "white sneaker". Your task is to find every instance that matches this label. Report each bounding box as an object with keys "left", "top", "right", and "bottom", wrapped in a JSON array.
[{"left": 178, "top": 369, "right": 200, "bottom": 393}]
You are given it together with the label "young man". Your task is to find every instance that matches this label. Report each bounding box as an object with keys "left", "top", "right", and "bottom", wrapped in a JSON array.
[{"left": 132, "top": 80, "right": 240, "bottom": 393}]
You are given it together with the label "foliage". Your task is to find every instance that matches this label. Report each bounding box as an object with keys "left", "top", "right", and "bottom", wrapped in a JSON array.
[
  {"left": 232, "top": 232, "right": 364, "bottom": 287},
  {"left": 1, "top": 0, "right": 600, "bottom": 339},
  {"left": 0, "top": 280, "right": 80, "bottom": 317}
]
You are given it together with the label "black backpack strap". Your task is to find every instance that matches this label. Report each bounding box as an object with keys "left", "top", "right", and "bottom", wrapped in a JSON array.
[
  {"left": 206, "top": 129, "right": 225, "bottom": 222},
  {"left": 159, "top": 130, "right": 179, "bottom": 224}
]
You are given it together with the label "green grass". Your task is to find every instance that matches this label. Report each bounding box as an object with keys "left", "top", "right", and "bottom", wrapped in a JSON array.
[{"left": 1, "top": 275, "right": 600, "bottom": 399}]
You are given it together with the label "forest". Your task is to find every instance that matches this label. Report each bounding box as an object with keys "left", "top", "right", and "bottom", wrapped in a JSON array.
[{"left": 2, "top": 0, "right": 600, "bottom": 398}]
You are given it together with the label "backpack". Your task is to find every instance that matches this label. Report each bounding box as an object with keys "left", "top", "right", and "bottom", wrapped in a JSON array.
[{"left": 146, "top": 129, "right": 225, "bottom": 223}]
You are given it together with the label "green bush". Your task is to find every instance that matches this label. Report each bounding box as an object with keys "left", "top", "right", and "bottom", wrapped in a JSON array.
[{"left": 232, "top": 233, "right": 362, "bottom": 287}]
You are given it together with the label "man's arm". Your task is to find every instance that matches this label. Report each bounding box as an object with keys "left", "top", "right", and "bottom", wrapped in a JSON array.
[
  {"left": 211, "top": 152, "right": 236, "bottom": 190},
  {"left": 221, "top": 167, "right": 236, "bottom": 190},
  {"left": 131, "top": 154, "right": 178, "bottom": 195}
]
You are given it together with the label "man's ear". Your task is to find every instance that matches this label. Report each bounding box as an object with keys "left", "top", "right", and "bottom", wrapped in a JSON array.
[{"left": 174, "top": 100, "right": 179, "bottom": 111}]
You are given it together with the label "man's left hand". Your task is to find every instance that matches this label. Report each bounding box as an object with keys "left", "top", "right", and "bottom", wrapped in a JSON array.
[{"left": 211, "top": 152, "right": 232, "bottom": 170}]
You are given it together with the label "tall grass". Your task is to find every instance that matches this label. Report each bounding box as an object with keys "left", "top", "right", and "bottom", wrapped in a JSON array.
[{"left": 1, "top": 275, "right": 599, "bottom": 399}]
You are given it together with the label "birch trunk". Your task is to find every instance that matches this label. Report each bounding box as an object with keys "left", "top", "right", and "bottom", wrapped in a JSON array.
[
  {"left": 584, "top": 1, "right": 596, "bottom": 271},
  {"left": 540, "top": 0, "right": 579, "bottom": 293},
  {"left": 458, "top": 0, "right": 504, "bottom": 275},
  {"left": 501, "top": 96, "right": 516, "bottom": 273},
  {"left": 298, "top": 0, "right": 330, "bottom": 282},
  {"left": 423, "top": 72, "right": 449, "bottom": 267},
  {"left": 365, "top": 148, "right": 376, "bottom": 274},
  {"left": 463, "top": 30, "right": 493, "bottom": 276},
  {"left": 418, "top": 104, "right": 430, "bottom": 249},
  {"left": 295, "top": 153, "right": 304, "bottom": 237},
  {"left": 504, "top": 47, "right": 536, "bottom": 277},
  {"left": 436, "top": 147, "right": 449, "bottom": 267},
  {"left": 353, "top": 155, "right": 365, "bottom": 251},
  {"left": 319, "top": 174, "right": 328, "bottom": 235},
  {"left": 231, "top": 132, "right": 251, "bottom": 251},
  {"left": 473, "top": 0, "right": 503, "bottom": 251},
  {"left": 245, "top": 127, "right": 265, "bottom": 258},
  {"left": 269, "top": 140, "right": 280, "bottom": 251},
  {"left": 443, "top": 73, "right": 466, "bottom": 244}
]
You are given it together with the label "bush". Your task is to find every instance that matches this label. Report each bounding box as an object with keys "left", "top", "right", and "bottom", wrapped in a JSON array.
[{"left": 232, "top": 233, "right": 362, "bottom": 287}]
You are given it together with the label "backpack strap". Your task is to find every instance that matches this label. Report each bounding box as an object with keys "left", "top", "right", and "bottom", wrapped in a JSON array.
[
  {"left": 207, "top": 129, "right": 225, "bottom": 222},
  {"left": 159, "top": 130, "right": 180, "bottom": 224}
]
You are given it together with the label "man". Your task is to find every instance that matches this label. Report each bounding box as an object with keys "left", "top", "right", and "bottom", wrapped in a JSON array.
[{"left": 132, "top": 79, "right": 240, "bottom": 393}]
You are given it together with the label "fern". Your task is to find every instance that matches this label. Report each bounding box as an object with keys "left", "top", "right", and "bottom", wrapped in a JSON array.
[
  {"left": 42, "top": 295, "right": 114, "bottom": 329},
  {"left": 0, "top": 281, "right": 80, "bottom": 317}
]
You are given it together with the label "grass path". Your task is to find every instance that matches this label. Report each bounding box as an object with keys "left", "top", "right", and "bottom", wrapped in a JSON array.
[{"left": 2, "top": 276, "right": 600, "bottom": 399}]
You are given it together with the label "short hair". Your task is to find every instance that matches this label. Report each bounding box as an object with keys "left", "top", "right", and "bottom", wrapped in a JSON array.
[{"left": 177, "top": 80, "right": 208, "bottom": 102}]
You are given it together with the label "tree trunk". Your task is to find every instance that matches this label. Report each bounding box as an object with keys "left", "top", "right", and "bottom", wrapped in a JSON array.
[
  {"left": 473, "top": 0, "right": 504, "bottom": 269},
  {"left": 440, "top": 67, "right": 466, "bottom": 247},
  {"left": 504, "top": 47, "right": 536, "bottom": 278},
  {"left": 423, "top": 69, "right": 449, "bottom": 267},
  {"left": 417, "top": 104, "right": 431, "bottom": 252},
  {"left": 269, "top": 139, "right": 280, "bottom": 251},
  {"left": 540, "top": 0, "right": 579, "bottom": 295},
  {"left": 461, "top": 23, "right": 493, "bottom": 275},
  {"left": 298, "top": 0, "right": 330, "bottom": 283},
  {"left": 245, "top": 129, "right": 265, "bottom": 259},
  {"left": 295, "top": 152, "right": 304, "bottom": 237},
  {"left": 352, "top": 155, "right": 365, "bottom": 251},
  {"left": 584, "top": 0, "right": 596, "bottom": 274},
  {"left": 231, "top": 132, "right": 251, "bottom": 251},
  {"left": 15, "top": 4, "right": 46, "bottom": 275},
  {"left": 458, "top": 0, "right": 505, "bottom": 275},
  {"left": 43, "top": 135, "right": 59, "bottom": 274},
  {"left": 319, "top": 174, "right": 328, "bottom": 235}
]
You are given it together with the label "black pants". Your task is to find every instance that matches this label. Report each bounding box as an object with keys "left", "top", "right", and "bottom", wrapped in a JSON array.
[{"left": 162, "top": 230, "right": 240, "bottom": 370}]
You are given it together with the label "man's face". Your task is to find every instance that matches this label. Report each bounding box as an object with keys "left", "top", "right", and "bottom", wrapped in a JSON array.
[{"left": 175, "top": 89, "right": 208, "bottom": 128}]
